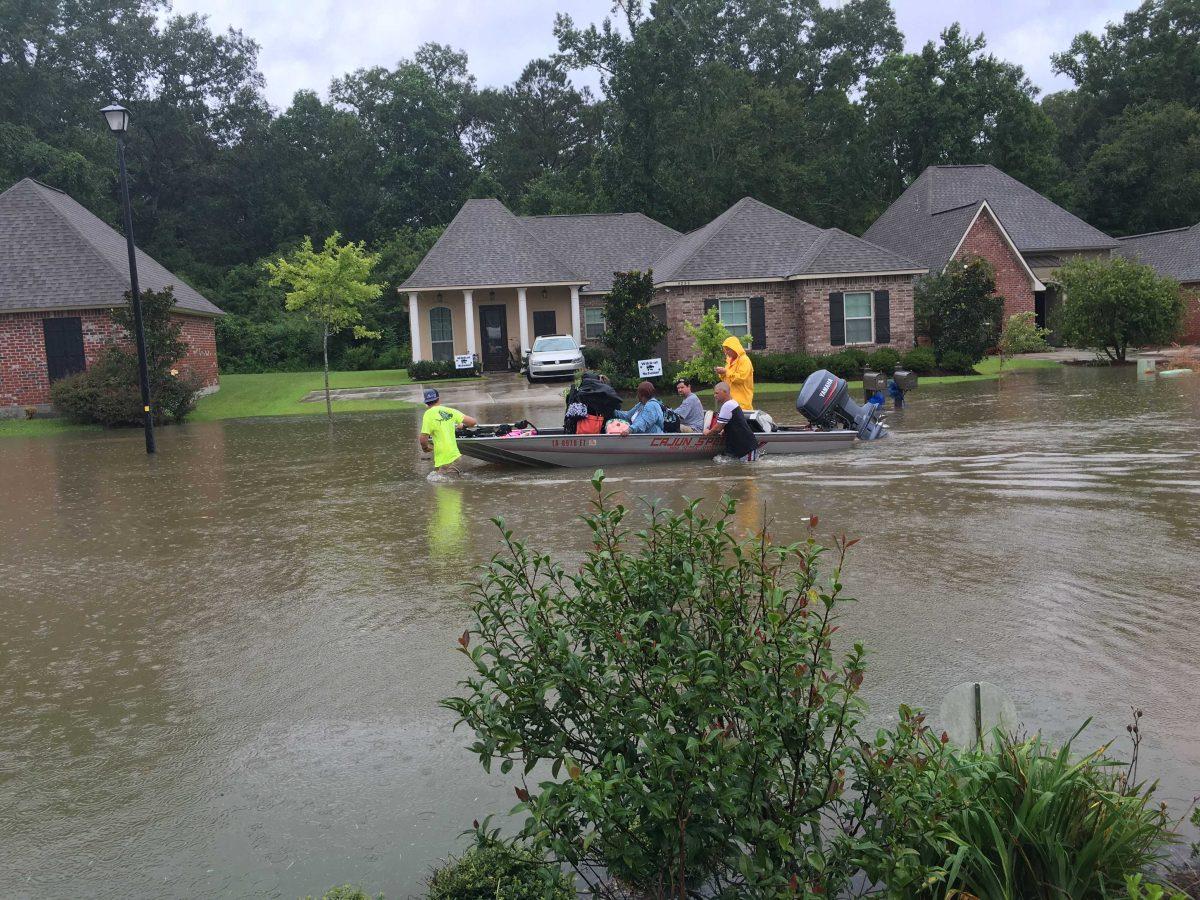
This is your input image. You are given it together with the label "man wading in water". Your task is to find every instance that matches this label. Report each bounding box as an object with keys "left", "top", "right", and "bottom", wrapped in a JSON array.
[
  {"left": 419, "top": 388, "right": 477, "bottom": 475},
  {"left": 705, "top": 381, "right": 762, "bottom": 462}
]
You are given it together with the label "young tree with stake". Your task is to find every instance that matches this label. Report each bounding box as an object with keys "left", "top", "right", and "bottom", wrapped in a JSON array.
[{"left": 267, "top": 233, "right": 383, "bottom": 419}]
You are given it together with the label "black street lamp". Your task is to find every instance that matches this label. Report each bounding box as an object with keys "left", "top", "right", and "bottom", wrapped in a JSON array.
[{"left": 101, "top": 103, "right": 155, "bottom": 454}]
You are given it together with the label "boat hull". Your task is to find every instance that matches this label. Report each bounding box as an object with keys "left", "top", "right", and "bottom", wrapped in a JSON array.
[{"left": 457, "top": 429, "right": 857, "bottom": 468}]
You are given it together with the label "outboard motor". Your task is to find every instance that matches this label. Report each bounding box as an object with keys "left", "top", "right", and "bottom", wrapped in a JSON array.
[{"left": 796, "top": 369, "right": 887, "bottom": 440}]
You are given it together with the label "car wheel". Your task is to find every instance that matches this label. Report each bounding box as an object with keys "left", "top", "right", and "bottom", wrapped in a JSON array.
[{"left": 526, "top": 371, "right": 535, "bottom": 383}]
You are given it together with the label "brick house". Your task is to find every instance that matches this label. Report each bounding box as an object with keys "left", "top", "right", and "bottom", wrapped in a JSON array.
[
  {"left": 864, "top": 165, "right": 1117, "bottom": 330},
  {"left": 400, "top": 197, "right": 925, "bottom": 369},
  {"left": 0, "top": 178, "right": 222, "bottom": 415},
  {"left": 1115, "top": 223, "right": 1200, "bottom": 344}
]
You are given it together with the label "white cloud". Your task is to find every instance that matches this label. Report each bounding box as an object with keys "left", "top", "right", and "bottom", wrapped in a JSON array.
[{"left": 167, "top": 0, "right": 1140, "bottom": 108}]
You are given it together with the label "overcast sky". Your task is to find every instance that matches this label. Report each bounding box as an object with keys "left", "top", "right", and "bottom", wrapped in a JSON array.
[{"left": 168, "top": 0, "right": 1136, "bottom": 109}]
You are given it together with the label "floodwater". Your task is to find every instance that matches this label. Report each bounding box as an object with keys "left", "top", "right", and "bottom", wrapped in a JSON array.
[{"left": 2, "top": 366, "right": 1198, "bottom": 899}]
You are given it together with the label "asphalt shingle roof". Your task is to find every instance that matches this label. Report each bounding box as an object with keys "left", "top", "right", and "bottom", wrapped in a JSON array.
[
  {"left": 400, "top": 199, "right": 585, "bottom": 290},
  {"left": 864, "top": 165, "right": 1117, "bottom": 274},
  {"left": 0, "top": 178, "right": 222, "bottom": 316},
  {"left": 652, "top": 197, "right": 922, "bottom": 283},
  {"left": 519, "top": 212, "right": 680, "bottom": 294},
  {"left": 1116, "top": 224, "right": 1200, "bottom": 284}
]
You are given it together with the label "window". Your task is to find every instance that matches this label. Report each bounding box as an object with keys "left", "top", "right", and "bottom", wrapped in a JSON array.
[
  {"left": 583, "top": 306, "right": 606, "bottom": 340},
  {"left": 843, "top": 292, "right": 874, "bottom": 344},
  {"left": 718, "top": 298, "right": 749, "bottom": 337},
  {"left": 429, "top": 306, "right": 454, "bottom": 361}
]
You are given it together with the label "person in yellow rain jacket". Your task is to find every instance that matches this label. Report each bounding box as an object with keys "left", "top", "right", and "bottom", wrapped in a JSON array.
[{"left": 715, "top": 335, "right": 755, "bottom": 410}]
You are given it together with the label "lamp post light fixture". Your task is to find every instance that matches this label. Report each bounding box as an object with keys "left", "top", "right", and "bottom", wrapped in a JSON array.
[{"left": 100, "top": 103, "right": 155, "bottom": 454}]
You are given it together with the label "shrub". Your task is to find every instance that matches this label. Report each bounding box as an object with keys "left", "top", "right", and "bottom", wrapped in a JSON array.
[
  {"left": 866, "top": 719, "right": 1181, "bottom": 899},
  {"left": 998, "top": 311, "right": 1050, "bottom": 363},
  {"left": 674, "top": 308, "right": 739, "bottom": 387},
  {"left": 445, "top": 475, "right": 879, "bottom": 897},
  {"left": 865, "top": 347, "right": 901, "bottom": 374},
  {"left": 407, "top": 359, "right": 481, "bottom": 380},
  {"left": 915, "top": 255, "right": 1005, "bottom": 363},
  {"left": 339, "top": 343, "right": 381, "bottom": 371},
  {"left": 749, "top": 351, "right": 817, "bottom": 383},
  {"left": 900, "top": 346, "right": 938, "bottom": 374},
  {"left": 817, "top": 349, "right": 867, "bottom": 380},
  {"left": 216, "top": 313, "right": 322, "bottom": 372},
  {"left": 302, "top": 886, "right": 380, "bottom": 900},
  {"left": 49, "top": 288, "right": 202, "bottom": 426},
  {"left": 582, "top": 344, "right": 612, "bottom": 370},
  {"left": 938, "top": 348, "right": 977, "bottom": 374},
  {"left": 426, "top": 836, "right": 573, "bottom": 899},
  {"left": 1055, "top": 256, "right": 1184, "bottom": 361}
]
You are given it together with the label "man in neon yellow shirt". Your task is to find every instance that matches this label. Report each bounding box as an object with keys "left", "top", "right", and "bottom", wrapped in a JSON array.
[{"left": 419, "top": 388, "right": 477, "bottom": 473}]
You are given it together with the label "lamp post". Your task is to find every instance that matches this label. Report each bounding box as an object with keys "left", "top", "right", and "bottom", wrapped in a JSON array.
[{"left": 101, "top": 103, "right": 155, "bottom": 454}]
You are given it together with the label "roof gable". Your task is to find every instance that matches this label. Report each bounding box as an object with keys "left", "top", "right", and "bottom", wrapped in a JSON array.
[
  {"left": 400, "top": 199, "right": 585, "bottom": 290},
  {"left": 0, "top": 178, "right": 221, "bottom": 315},
  {"left": 1116, "top": 223, "right": 1200, "bottom": 284},
  {"left": 519, "top": 212, "right": 680, "bottom": 294},
  {"left": 865, "top": 164, "right": 1116, "bottom": 273}
]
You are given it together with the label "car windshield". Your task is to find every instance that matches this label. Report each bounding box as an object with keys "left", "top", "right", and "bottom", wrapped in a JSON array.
[{"left": 532, "top": 337, "right": 577, "bottom": 352}]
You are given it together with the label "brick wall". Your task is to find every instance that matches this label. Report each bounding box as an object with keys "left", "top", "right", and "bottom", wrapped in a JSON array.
[
  {"left": 652, "top": 282, "right": 798, "bottom": 359},
  {"left": 1182, "top": 284, "right": 1200, "bottom": 344},
  {"left": 0, "top": 308, "right": 219, "bottom": 411},
  {"left": 797, "top": 275, "right": 916, "bottom": 354},
  {"left": 954, "top": 208, "right": 1035, "bottom": 319}
]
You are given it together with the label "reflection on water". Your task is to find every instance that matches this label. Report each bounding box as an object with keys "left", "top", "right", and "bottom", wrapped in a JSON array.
[{"left": 1, "top": 366, "right": 1198, "bottom": 898}]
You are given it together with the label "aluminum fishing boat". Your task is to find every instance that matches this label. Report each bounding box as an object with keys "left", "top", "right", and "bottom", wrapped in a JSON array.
[{"left": 456, "top": 426, "right": 857, "bottom": 468}]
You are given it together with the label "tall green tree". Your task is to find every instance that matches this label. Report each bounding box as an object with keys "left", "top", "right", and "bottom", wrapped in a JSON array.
[
  {"left": 266, "top": 234, "right": 383, "bottom": 418},
  {"left": 864, "top": 25, "right": 1061, "bottom": 202}
]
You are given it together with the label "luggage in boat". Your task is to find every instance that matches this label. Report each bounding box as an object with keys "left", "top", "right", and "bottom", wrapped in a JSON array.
[
  {"left": 605, "top": 419, "right": 631, "bottom": 435},
  {"left": 576, "top": 414, "right": 605, "bottom": 434},
  {"left": 662, "top": 407, "right": 681, "bottom": 433}
]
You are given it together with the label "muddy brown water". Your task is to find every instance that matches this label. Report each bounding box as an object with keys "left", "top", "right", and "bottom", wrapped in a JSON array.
[{"left": 2, "top": 366, "right": 1198, "bottom": 898}]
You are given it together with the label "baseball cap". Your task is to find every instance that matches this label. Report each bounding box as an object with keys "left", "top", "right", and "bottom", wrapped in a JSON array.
[{"left": 423, "top": 388, "right": 439, "bottom": 404}]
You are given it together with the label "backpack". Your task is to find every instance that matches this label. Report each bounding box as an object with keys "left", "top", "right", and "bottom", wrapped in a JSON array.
[{"left": 661, "top": 406, "right": 681, "bottom": 434}]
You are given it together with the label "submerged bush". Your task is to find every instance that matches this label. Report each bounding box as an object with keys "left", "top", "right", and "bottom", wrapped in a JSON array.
[
  {"left": 446, "top": 474, "right": 883, "bottom": 897},
  {"left": 426, "top": 835, "right": 573, "bottom": 899}
]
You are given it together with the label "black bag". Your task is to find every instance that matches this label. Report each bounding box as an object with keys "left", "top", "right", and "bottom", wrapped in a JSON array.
[{"left": 661, "top": 406, "right": 681, "bottom": 433}]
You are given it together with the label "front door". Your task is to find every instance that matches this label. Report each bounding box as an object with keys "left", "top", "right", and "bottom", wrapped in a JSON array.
[
  {"left": 532, "top": 310, "right": 556, "bottom": 337},
  {"left": 478, "top": 305, "right": 509, "bottom": 371},
  {"left": 43, "top": 317, "right": 86, "bottom": 382}
]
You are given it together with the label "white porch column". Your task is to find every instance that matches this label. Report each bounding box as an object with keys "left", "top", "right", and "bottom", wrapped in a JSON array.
[
  {"left": 570, "top": 285, "right": 581, "bottom": 344},
  {"left": 517, "top": 286, "right": 530, "bottom": 354},
  {"left": 407, "top": 291, "right": 421, "bottom": 362},
  {"left": 462, "top": 289, "right": 477, "bottom": 357}
]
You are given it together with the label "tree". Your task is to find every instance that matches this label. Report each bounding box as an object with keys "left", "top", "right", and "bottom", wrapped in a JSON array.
[
  {"left": 914, "top": 255, "right": 1005, "bottom": 364},
  {"left": 1054, "top": 256, "right": 1184, "bottom": 362},
  {"left": 863, "top": 25, "right": 1061, "bottom": 200},
  {"left": 266, "top": 233, "right": 382, "bottom": 418},
  {"left": 1072, "top": 102, "right": 1200, "bottom": 236},
  {"left": 599, "top": 270, "right": 666, "bottom": 383}
]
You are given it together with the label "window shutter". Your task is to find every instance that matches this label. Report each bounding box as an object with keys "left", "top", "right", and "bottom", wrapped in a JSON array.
[
  {"left": 874, "top": 290, "right": 891, "bottom": 344},
  {"left": 749, "top": 296, "right": 766, "bottom": 350},
  {"left": 828, "top": 292, "right": 845, "bottom": 346},
  {"left": 703, "top": 298, "right": 718, "bottom": 318}
]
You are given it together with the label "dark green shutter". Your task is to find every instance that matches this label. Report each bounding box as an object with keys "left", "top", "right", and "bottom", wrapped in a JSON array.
[
  {"left": 829, "top": 292, "right": 845, "bottom": 346},
  {"left": 749, "top": 296, "right": 766, "bottom": 350},
  {"left": 703, "top": 298, "right": 718, "bottom": 317},
  {"left": 874, "top": 290, "right": 890, "bottom": 344}
]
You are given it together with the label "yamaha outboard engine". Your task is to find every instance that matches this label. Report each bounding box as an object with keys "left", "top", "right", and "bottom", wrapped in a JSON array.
[{"left": 796, "top": 369, "right": 887, "bottom": 440}]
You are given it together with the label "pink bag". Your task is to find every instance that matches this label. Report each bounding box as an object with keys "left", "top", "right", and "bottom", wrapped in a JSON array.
[{"left": 605, "top": 419, "right": 630, "bottom": 435}]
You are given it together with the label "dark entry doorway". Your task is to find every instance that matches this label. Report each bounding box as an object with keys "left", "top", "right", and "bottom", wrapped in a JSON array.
[
  {"left": 43, "top": 317, "right": 85, "bottom": 382},
  {"left": 478, "top": 305, "right": 509, "bottom": 371},
  {"left": 532, "top": 310, "right": 557, "bottom": 337}
]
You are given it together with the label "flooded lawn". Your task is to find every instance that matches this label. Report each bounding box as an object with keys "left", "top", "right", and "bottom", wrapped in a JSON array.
[{"left": 2, "top": 365, "right": 1198, "bottom": 898}]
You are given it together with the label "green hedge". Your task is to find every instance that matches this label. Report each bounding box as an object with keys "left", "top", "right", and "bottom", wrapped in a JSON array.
[{"left": 407, "top": 359, "right": 482, "bottom": 380}]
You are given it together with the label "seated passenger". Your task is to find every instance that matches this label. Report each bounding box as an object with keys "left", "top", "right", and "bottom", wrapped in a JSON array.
[{"left": 612, "top": 381, "right": 664, "bottom": 434}]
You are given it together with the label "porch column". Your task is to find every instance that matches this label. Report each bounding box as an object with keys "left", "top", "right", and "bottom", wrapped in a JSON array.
[
  {"left": 517, "top": 286, "right": 530, "bottom": 354},
  {"left": 570, "top": 285, "right": 581, "bottom": 344},
  {"left": 407, "top": 291, "right": 421, "bottom": 362},
  {"left": 462, "top": 289, "right": 477, "bottom": 357}
]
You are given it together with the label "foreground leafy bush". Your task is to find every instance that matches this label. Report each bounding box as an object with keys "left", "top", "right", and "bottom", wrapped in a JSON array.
[
  {"left": 900, "top": 346, "right": 939, "bottom": 374},
  {"left": 916, "top": 255, "right": 1005, "bottom": 364},
  {"left": 50, "top": 287, "right": 202, "bottom": 426},
  {"left": 675, "top": 308, "right": 740, "bottom": 387},
  {"left": 426, "top": 836, "right": 573, "bottom": 899},
  {"left": 446, "top": 475, "right": 882, "bottom": 897},
  {"left": 407, "top": 358, "right": 481, "bottom": 380},
  {"left": 302, "top": 885, "right": 380, "bottom": 900}
]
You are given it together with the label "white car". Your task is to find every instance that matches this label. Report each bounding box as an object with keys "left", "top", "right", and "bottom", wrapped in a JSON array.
[{"left": 526, "top": 334, "right": 585, "bottom": 382}]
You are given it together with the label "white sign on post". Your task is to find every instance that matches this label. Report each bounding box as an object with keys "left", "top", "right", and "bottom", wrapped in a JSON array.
[
  {"left": 454, "top": 354, "right": 475, "bottom": 370},
  {"left": 637, "top": 358, "right": 663, "bottom": 378}
]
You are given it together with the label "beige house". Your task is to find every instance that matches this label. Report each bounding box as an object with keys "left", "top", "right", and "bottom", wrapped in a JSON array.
[{"left": 401, "top": 196, "right": 926, "bottom": 369}]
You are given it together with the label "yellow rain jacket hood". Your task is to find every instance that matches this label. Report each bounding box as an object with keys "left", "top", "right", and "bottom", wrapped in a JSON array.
[{"left": 721, "top": 336, "right": 755, "bottom": 410}]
